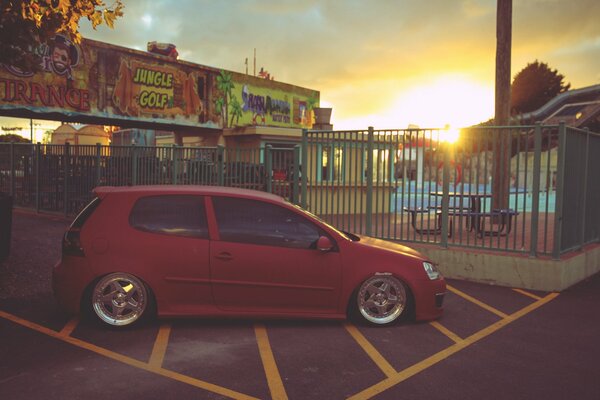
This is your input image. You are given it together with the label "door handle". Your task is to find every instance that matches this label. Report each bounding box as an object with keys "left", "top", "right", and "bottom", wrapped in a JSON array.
[{"left": 215, "top": 252, "right": 233, "bottom": 261}]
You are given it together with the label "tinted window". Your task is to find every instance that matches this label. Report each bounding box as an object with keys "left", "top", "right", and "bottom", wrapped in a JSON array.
[
  {"left": 213, "top": 197, "right": 322, "bottom": 249},
  {"left": 130, "top": 195, "right": 208, "bottom": 239}
]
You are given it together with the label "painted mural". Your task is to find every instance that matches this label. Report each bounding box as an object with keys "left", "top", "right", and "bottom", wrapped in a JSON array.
[
  {"left": 1, "top": 37, "right": 319, "bottom": 131},
  {"left": 112, "top": 59, "right": 201, "bottom": 119},
  {"left": 0, "top": 35, "right": 91, "bottom": 113},
  {"left": 214, "top": 70, "right": 318, "bottom": 129}
]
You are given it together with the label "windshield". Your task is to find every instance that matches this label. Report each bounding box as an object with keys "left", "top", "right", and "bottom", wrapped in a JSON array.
[{"left": 290, "top": 204, "right": 359, "bottom": 241}]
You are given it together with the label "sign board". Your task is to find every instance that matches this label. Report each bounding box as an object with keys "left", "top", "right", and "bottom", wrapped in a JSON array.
[{"left": 0, "top": 37, "right": 318, "bottom": 131}]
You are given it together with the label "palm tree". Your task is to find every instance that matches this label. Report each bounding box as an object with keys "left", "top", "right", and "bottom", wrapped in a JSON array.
[
  {"left": 306, "top": 95, "right": 318, "bottom": 125},
  {"left": 216, "top": 70, "right": 234, "bottom": 127},
  {"left": 214, "top": 97, "right": 225, "bottom": 126},
  {"left": 229, "top": 95, "right": 243, "bottom": 127}
]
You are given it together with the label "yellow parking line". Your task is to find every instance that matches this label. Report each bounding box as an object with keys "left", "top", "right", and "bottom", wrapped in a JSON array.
[
  {"left": 59, "top": 317, "right": 79, "bottom": 337},
  {"left": 348, "top": 292, "right": 559, "bottom": 400},
  {"left": 344, "top": 323, "right": 397, "bottom": 378},
  {"left": 254, "top": 323, "right": 288, "bottom": 400},
  {"left": 0, "top": 310, "right": 259, "bottom": 400},
  {"left": 149, "top": 323, "right": 172, "bottom": 368},
  {"left": 512, "top": 288, "right": 542, "bottom": 300},
  {"left": 429, "top": 321, "right": 462, "bottom": 344},
  {"left": 447, "top": 285, "right": 508, "bottom": 318}
]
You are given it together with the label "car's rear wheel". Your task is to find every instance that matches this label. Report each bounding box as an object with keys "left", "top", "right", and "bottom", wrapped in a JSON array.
[
  {"left": 91, "top": 272, "right": 150, "bottom": 327},
  {"left": 355, "top": 275, "right": 408, "bottom": 326}
]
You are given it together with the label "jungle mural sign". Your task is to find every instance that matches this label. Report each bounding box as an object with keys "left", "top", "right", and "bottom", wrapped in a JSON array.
[
  {"left": 0, "top": 37, "right": 208, "bottom": 128},
  {"left": 112, "top": 59, "right": 201, "bottom": 119},
  {"left": 0, "top": 37, "right": 319, "bottom": 131}
]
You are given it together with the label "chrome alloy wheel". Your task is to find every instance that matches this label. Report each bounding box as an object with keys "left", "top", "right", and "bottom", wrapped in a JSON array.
[
  {"left": 357, "top": 275, "right": 407, "bottom": 325},
  {"left": 92, "top": 273, "right": 148, "bottom": 327}
]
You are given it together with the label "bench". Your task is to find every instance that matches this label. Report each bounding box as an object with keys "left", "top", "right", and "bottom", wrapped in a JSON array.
[
  {"left": 429, "top": 205, "right": 519, "bottom": 237},
  {"left": 403, "top": 207, "right": 452, "bottom": 236},
  {"left": 429, "top": 205, "right": 474, "bottom": 232},
  {"left": 470, "top": 208, "right": 519, "bottom": 237}
]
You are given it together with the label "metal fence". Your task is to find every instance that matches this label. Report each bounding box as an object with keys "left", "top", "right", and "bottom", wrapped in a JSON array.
[
  {"left": 0, "top": 143, "right": 297, "bottom": 215},
  {"left": 302, "top": 123, "right": 599, "bottom": 257},
  {"left": 1, "top": 123, "right": 598, "bottom": 258}
]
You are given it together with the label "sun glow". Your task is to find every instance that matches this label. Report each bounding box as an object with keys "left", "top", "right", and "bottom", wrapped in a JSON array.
[
  {"left": 394, "top": 76, "right": 493, "bottom": 128},
  {"left": 332, "top": 76, "right": 494, "bottom": 132},
  {"left": 441, "top": 126, "right": 460, "bottom": 144}
]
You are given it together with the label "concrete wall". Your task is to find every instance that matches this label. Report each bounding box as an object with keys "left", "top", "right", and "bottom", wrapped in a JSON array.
[{"left": 411, "top": 243, "right": 600, "bottom": 292}]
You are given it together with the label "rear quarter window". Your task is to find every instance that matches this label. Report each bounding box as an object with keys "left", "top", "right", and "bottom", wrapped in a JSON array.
[{"left": 129, "top": 195, "right": 208, "bottom": 239}]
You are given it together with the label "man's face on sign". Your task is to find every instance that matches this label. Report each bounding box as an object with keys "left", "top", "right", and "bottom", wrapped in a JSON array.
[{"left": 52, "top": 46, "right": 70, "bottom": 73}]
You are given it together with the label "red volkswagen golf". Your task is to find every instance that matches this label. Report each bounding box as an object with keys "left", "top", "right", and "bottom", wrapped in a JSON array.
[{"left": 53, "top": 186, "right": 446, "bottom": 328}]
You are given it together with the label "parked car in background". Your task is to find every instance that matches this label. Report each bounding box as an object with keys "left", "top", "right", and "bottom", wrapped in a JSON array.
[{"left": 53, "top": 186, "right": 446, "bottom": 328}]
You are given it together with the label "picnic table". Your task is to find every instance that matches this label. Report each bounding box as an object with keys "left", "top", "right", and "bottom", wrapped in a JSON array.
[
  {"left": 403, "top": 191, "right": 519, "bottom": 237},
  {"left": 429, "top": 191, "right": 518, "bottom": 237}
]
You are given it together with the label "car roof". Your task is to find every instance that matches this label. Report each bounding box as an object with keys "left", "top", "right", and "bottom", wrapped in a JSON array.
[{"left": 94, "top": 185, "right": 286, "bottom": 203}]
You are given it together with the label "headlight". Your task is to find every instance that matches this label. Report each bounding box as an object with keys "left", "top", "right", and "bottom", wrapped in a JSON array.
[{"left": 422, "top": 262, "right": 441, "bottom": 280}]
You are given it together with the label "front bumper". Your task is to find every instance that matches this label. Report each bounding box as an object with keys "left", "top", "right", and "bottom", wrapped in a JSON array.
[{"left": 412, "top": 277, "right": 446, "bottom": 321}]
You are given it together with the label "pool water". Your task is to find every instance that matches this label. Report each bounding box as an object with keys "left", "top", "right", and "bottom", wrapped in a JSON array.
[{"left": 393, "top": 182, "right": 556, "bottom": 213}]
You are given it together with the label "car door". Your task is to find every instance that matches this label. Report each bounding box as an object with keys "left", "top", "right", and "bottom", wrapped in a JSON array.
[
  {"left": 209, "top": 196, "right": 342, "bottom": 313},
  {"left": 127, "top": 194, "right": 212, "bottom": 313}
]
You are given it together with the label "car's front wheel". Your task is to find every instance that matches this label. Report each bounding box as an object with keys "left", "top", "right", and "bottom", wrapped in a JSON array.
[
  {"left": 354, "top": 275, "right": 409, "bottom": 326},
  {"left": 91, "top": 272, "right": 151, "bottom": 327}
]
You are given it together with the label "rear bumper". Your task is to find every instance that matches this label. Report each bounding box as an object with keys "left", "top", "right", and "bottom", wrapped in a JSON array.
[{"left": 52, "top": 258, "right": 94, "bottom": 315}]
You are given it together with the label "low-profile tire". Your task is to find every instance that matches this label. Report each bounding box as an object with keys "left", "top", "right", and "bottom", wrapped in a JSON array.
[
  {"left": 352, "top": 275, "right": 409, "bottom": 326},
  {"left": 90, "top": 272, "right": 152, "bottom": 328}
]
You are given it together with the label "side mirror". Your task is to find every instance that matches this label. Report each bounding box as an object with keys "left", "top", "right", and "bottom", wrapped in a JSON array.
[{"left": 316, "top": 236, "right": 334, "bottom": 252}]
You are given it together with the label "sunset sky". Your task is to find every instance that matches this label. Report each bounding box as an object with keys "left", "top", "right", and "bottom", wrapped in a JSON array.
[{"left": 3, "top": 0, "right": 600, "bottom": 135}]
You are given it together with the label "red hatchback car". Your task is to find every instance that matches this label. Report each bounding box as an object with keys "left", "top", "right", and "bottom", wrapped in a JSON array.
[{"left": 53, "top": 186, "right": 446, "bottom": 328}]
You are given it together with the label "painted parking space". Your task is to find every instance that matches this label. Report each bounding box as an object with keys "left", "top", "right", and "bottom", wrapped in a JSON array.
[{"left": 0, "top": 279, "right": 559, "bottom": 400}]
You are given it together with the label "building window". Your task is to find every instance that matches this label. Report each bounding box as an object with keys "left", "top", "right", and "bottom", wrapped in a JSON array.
[
  {"left": 320, "top": 145, "right": 344, "bottom": 182},
  {"left": 364, "top": 148, "right": 392, "bottom": 183}
]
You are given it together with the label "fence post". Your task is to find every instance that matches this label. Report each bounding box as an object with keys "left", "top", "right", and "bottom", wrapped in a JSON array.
[
  {"left": 35, "top": 143, "right": 40, "bottom": 213},
  {"left": 552, "top": 122, "right": 567, "bottom": 259},
  {"left": 217, "top": 145, "right": 225, "bottom": 186},
  {"left": 172, "top": 144, "right": 179, "bottom": 185},
  {"left": 301, "top": 129, "right": 308, "bottom": 209},
  {"left": 131, "top": 144, "right": 138, "bottom": 186},
  {"left": 366, "top": 126, "right": 374, "bottom": 236},
  {"left": 293, "top": 144, "right": 300, "bottom": 204},
  {"left": 580, "top": 128, "right": 590, "bottom": 249},
  {"left": 9, "top": 142, "right": 15, "bottom": 197},
  {"left": 440, "top": 142, "right": 450, "bottom": 247},
  {"left": 265, "top": 145, "right": 273, "bottom": 194},
  {"left": 529, "top": 123, "right": 542, "bottom": 257},
  {"left": 95, "top": 143, "right": 102, "bottom": 187},
  {"left": 64, "top": 142, "right": 70, "bottom": 216}
]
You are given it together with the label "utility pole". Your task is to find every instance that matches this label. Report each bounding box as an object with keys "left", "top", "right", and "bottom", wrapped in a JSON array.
[{"left": 492, "top": 0, "right": 512, "bottom": 210}]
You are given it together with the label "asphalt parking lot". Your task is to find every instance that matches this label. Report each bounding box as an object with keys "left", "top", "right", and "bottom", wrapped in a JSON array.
[{"left": 1, "top": 211, "right": 599, "bottom": 399}]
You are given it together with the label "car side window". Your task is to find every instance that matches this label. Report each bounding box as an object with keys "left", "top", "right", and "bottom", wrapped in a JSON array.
[
  {"left": 130, "top": 195, "right": 208, "bottom": 239},
  {"left": 212, "top": 197, "right": 323, "bottom": 249}
]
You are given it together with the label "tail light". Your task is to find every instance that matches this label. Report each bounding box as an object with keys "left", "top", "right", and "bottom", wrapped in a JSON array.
[
  {"left": 61, "top": 197, "right": 101, "bottom": 258},
  {"left": 63, "top": 228, "right": 85, "bottom": 256}
]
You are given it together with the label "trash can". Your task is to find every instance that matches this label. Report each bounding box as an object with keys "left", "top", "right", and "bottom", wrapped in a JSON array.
[{"left": 0, "top": 192, "right": 13, "bottom": 262}]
